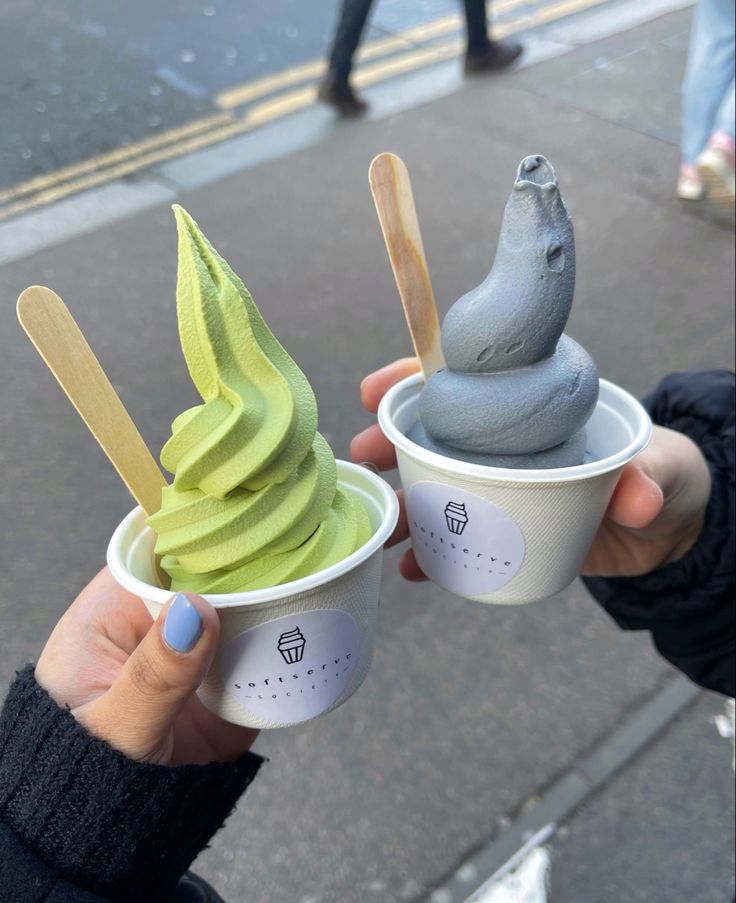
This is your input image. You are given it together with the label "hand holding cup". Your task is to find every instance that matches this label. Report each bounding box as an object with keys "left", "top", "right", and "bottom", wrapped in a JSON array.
[
  {"left": 351, "top": 358, "right": 711, "bottom": 585},
  {"left": 35, "top": 568, "right": 258, "bottom": 766}
]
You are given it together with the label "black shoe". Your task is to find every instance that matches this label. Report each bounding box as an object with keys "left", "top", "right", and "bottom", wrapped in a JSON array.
[
  {"left": 317, "top": 75, "right": 369, "bottom": 117},
  {"left": 464, "top": 40, "right": 523, "bottom": 75},
  {"left": 174, "top": 871, "right": 226, "bottom": 902}
]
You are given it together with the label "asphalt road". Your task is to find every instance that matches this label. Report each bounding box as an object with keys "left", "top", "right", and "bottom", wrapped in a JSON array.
[
  {"left": 1, "top": 0, "right": 329, "bottom": 187},
  {"left": 0, "top": 0, "right": 528, "bottom": 190}
]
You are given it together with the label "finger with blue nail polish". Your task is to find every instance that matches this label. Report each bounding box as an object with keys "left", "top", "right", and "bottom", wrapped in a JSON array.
[{"left": 163, "top": 593, "right": 203, "bottom": 652}]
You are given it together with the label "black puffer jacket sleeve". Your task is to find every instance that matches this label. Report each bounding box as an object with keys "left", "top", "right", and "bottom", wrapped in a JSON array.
[
  {"left": 583, "top": 370, "right": 735, "bottom": 698},
  {"left": 0, "top": 666, "right": 263, "bottom": 902}
]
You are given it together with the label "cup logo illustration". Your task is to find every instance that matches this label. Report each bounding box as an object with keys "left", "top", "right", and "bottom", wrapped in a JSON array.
[
  {"left": 444, "top": 501, "right": 469, "bottom": 535},
  {"left": 277, "top": 626, "right": 306, "bottom": 664}
]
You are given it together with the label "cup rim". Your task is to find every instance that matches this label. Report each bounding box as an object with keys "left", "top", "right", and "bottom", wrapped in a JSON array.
[
  {"left": 107, "top": 460, "right": 399, "bottom": 608},
  {"left": 377, "top": 373, "right": 652, "bottom": 484}
]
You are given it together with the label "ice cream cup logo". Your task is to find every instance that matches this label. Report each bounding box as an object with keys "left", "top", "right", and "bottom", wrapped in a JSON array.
[
  {"left": 217, "top": 609, "right": 360, "bottom": 725},
  {"left": 408, "top": 483, "right": 525, "bottom": 597},
  {"left": 444, "top": 501, "right": 469, "bottom": 535},
  {"left": 277, "top": 626, "right": 306, "bottom": 664}
]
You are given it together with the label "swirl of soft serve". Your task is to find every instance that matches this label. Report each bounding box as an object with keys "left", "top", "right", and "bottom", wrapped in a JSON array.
[
  {"left": 409, "top": 155, "right": 599, "bottom": 469},
  {"left": 148, "top": 206, "right": 371, "bottom": 593}
]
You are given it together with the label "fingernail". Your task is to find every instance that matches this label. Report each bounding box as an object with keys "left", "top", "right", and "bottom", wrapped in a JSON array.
[
  {"left": 357, "top": 461, "right": 380, "bottom": 474},
  {"left": 163, "top": 593, "right": 202, "bottom": 652}
]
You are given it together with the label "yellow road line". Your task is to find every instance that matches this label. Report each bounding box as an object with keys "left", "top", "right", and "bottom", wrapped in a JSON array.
[
  {"left": 215, "top": 61, "right": 327, "bottom": 111},
  {"left": 0, "top": 118, "right": 254, "bottom": 222},
  {"left": 535, "top": 0, "right": 610, "bottom": 23},
  {"left": 216, "top": 0, "right": 536, "bottom": 110},
  {"left": 1, "top": 0, "right": 610, "bottom": 221},
  {"left": 239, "top": 41, "right": 463, "bottom": 130},
  {"left": 354, "top": 40, "right": 463, "bottom": 88},
  {"left": 215, "top": 27, "right": 442, "bottom": 111},
  {"left": 241, "top": 40, "right": 469, "bottom": 131},
  {"left": 209, "top": 0, "right": 556, "bottom": 135},
  {"left": 243, "top": 86, "right": 318, "bottom": 128},
  {"left": 0, "top": 113, "right": 233, "bottom": 206}
]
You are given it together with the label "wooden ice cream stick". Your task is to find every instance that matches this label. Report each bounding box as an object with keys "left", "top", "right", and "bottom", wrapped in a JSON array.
[
  {"left": 369, "top": 152, "right": 445, "bottom": 380},
  {"left": 17, "top": 286, "right": 169, "bottom": 585}
]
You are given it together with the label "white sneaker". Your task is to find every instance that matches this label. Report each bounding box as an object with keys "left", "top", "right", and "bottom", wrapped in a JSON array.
[
  {"left": 677, "top": 169, "right": 705, "bottom": 201},
  {"left": 697, "top": 145, "right": 736, "bottom": 210}
]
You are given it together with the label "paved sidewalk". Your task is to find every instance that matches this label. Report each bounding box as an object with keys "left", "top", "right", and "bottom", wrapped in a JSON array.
[{"left": 0, "top": 6, "right": 733, "bottom": 903}]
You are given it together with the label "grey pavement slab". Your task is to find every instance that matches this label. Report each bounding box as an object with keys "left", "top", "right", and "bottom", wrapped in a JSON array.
[
  {"left": 517, "top": 8, "right": 693, "bottom": 146},
  {"left": 551, "top": 694, "right": 735, "bottom": 903},
  {"left": 0, "top": 7, "right": 733, "bottom": 903}
]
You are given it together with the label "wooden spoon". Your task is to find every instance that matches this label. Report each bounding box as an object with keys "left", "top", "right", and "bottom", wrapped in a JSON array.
[
  {"left": 17, "top": 285, "right": 169, "bottom": 585},
  {"left": 369, "top": 152, "right": 445, "bottom": 379}
]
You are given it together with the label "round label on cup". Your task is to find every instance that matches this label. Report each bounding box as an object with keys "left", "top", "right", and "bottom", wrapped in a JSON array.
[
  {"left": 406, "top": 482, "right": 525, "bottom": 596},
  {"left": 218, "top": 609, "right": 359, "bottom": 725}
]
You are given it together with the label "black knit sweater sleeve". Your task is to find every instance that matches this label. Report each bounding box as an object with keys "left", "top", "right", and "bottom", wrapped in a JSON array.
[
  {"left": 583, "top": 370, "right": 735, "bottom": 697},
  {"left": 0, "top": 666, "right": 263, "bottom": 902}
]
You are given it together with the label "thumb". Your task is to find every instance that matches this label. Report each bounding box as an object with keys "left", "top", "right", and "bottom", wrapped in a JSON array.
[
  {"left": 84, "top": 592, "right": 220, "bottom": 763},
  {"left": 607, "top": 461, "right": 664, "bottom": 529}
]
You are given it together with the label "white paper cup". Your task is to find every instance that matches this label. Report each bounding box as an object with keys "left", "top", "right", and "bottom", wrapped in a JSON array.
[
  {"left": 107, "top": 461, "right": 399, "bottom": 729},
  {"left": 378, "top": 374, "right": 652, "bottom": 605}
]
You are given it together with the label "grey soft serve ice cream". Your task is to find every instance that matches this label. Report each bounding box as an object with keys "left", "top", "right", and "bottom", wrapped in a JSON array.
[
  {"left": 375, "top": 153, "right": 651, "bottom": 605},
  {"left": 409, "top": 155, "right": 599, "bottom": 469}
]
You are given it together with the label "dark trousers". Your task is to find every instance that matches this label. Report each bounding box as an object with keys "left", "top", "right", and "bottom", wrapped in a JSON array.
[
  {"left": 463, "top": 0, "right": 492, "bottom": 53},
  {"left": 327, "top": 0, "right": 491, "bottom": 82}
]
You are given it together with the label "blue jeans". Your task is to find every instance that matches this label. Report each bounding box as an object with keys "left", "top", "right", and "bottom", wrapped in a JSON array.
[{"left": 681, "top": 0, "right": 735, "bottom": 164}]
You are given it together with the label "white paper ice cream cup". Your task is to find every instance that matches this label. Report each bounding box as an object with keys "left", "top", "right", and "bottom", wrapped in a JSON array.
[
  {"left": 107, "top": 461, "right": 399, "bottom": 729},
  {"left": 378, "top": 374, "right": 652, "bottom": 605}
]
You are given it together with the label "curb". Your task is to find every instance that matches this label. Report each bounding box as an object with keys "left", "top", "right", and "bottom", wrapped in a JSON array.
[{"left": 428, "top": 675, "right": 700, "bottom": 902}]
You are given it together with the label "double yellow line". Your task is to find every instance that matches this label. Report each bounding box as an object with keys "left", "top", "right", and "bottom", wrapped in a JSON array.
[{"left": 0, "top": 0, "right": 609, "bottom": 223}]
